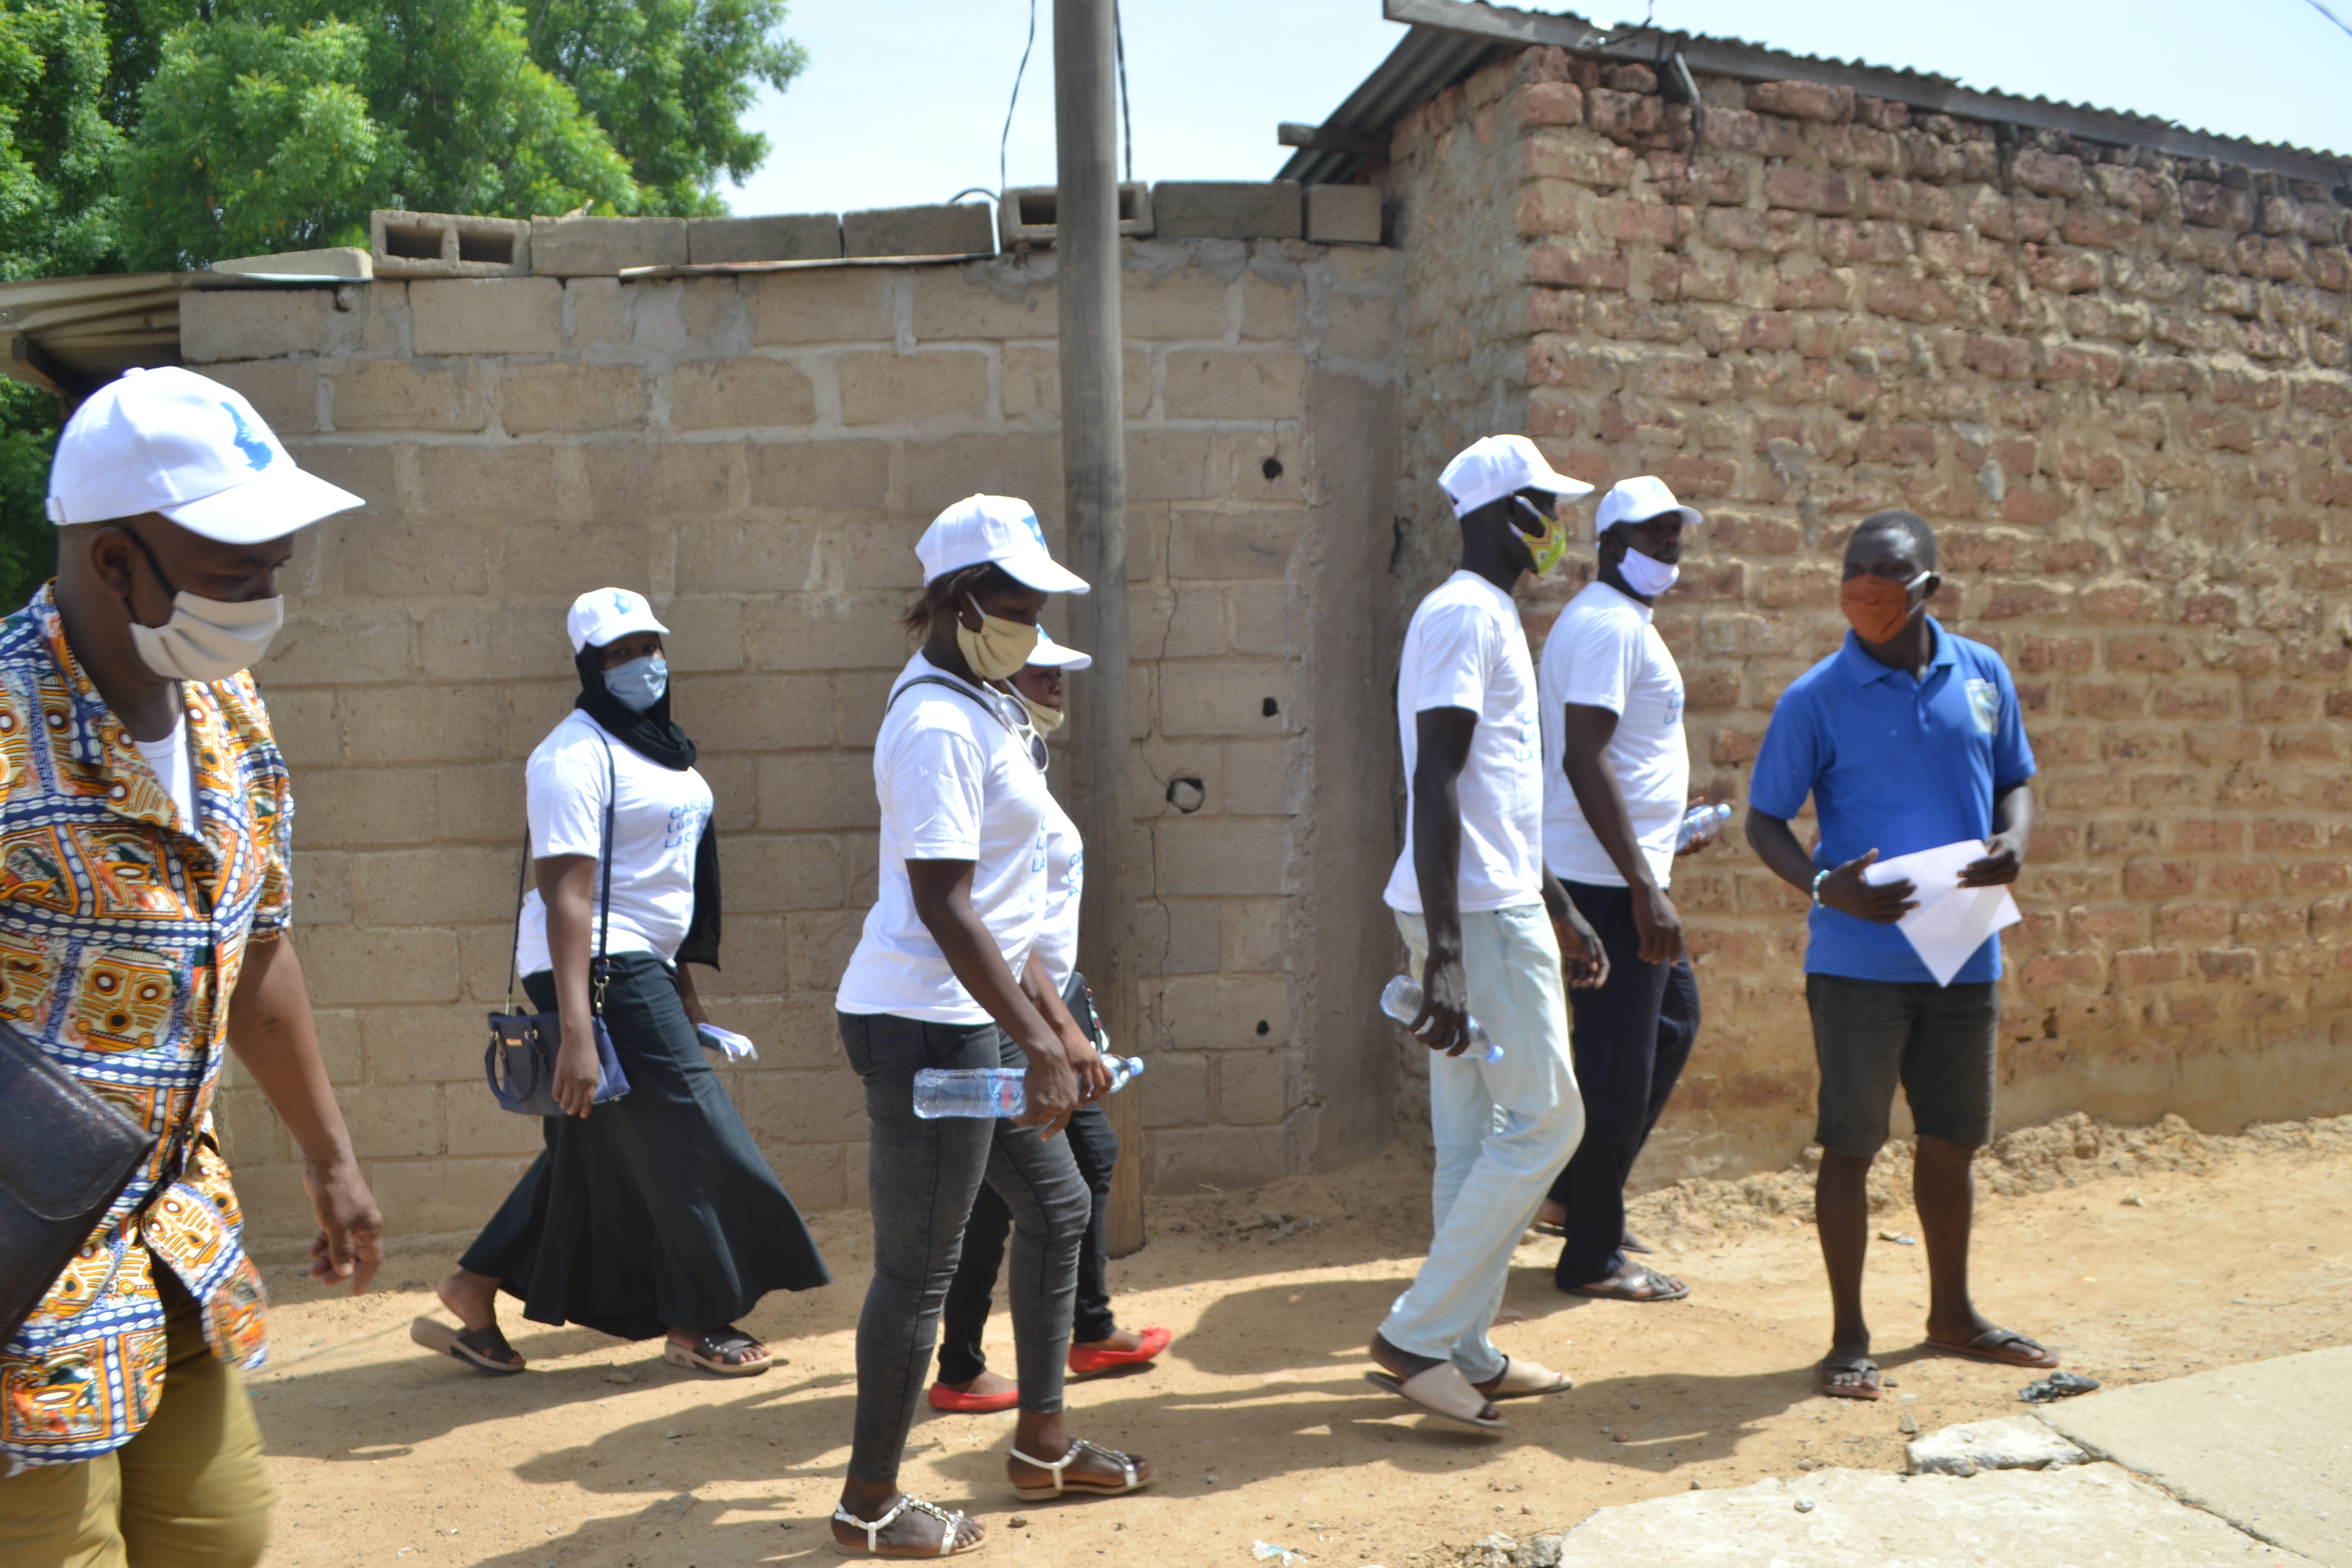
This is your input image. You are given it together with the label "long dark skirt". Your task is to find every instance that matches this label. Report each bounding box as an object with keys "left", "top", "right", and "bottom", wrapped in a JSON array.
[{"left": 461, "top": 952, "right": 830, "bottom": 1340}]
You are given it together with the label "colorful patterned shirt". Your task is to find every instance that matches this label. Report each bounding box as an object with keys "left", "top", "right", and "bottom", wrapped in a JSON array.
[{"left": 0, "top": 584, "right": 292, "bottom": 1471}]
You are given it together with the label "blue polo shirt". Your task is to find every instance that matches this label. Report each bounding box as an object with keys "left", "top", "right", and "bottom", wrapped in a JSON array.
[{"left": 1749, "top": 620, "right": 2034, "bottom": 984}]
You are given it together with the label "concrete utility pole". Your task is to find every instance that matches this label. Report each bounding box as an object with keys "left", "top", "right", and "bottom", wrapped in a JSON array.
[{"left": 1052, "top": 0, "right": 1141, "bottom": 1256}]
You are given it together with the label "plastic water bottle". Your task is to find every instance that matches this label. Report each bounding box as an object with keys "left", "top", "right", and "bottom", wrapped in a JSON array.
[
  {"left": 1676, "top": 802, "right": 1732, "bottom": 851},
  {"left": 1379, "top": 975, "right": 1504, "bottom": 1063},
  {"left": 912, "top": 1056, "right": 1147, "bottom": 1119}
]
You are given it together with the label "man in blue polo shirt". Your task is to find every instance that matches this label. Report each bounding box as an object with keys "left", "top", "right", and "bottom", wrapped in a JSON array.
[{"left": 1745, "top": 509, "right": 2056, "bottom": 1402}]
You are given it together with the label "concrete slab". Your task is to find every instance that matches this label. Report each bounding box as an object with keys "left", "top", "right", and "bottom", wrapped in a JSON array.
[
  {"left": 1517, "top": 1464, "right": 2313, "bottom": 1567},
  {"left": 2038, "top": 1348, "right": 2352, "bottom": 1567},
  {"left": 1907, "top": 1414, "right": 2089, "bottom": 1476}
]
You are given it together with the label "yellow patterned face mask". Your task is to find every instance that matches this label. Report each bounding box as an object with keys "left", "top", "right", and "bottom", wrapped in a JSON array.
[{"left": 1515, "top": 495, "right": 1571, "bottom": 575}]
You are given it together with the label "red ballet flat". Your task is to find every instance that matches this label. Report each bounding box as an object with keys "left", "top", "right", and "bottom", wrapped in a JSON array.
[
  {"left": 1066, "top": 1326, "right": 1172, "bottom": 1376},
  {"left": 926, "top": 1381, "right": 1019, "bottom": 1413}
]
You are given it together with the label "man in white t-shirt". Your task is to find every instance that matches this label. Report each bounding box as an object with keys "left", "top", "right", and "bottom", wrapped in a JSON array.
[
  {"left": 1535, "top": 475, "right": 1718, "bottom": 1304},
  {"left": 1367, "top": 434, "right": 1608, "bottom": 1432}
]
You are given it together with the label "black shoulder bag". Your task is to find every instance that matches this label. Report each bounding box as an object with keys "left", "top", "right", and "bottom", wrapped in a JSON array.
[
  {"left": 486, "top": 733, "right": 632, "bottom": 1116},
  {"left": 0, "top": 1018, "right": 159, "bottom": 1342}
]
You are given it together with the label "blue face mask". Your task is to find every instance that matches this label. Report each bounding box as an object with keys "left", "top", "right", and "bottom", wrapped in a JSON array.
[{"left": 604, "top": 654, "right": 668, "bottom": 713}]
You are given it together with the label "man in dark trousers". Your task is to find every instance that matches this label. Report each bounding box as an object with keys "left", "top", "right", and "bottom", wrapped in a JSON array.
[
  {"left": 1745, "top": 509, "right": 2056, "bottom": 1401},
  {"left": 1534, "top": 476, "right": 1718, "bottom": 1303}
]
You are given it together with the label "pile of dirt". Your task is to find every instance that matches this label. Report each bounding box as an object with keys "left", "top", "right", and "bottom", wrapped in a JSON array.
[{"left": 1625, "top": 1114, "right": 2352, "bottom": 1243}]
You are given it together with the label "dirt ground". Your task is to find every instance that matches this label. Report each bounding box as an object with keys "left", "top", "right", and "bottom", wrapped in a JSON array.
[{"left": 244, "top": 1114, "right": 2352, "bottom": 1568}]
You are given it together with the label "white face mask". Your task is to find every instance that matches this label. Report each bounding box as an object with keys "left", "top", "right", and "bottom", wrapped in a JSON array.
[
  {"left": 131, "top": 591, "right": 285, "bottom": 682},
  {"left": 1610, "top": 535, "right": 1680, "bottom": 599}
]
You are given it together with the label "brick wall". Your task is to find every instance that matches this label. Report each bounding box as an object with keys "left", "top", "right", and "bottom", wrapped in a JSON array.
[
  {"left": 1380, "top": 47, "right": 2352, "bottom": 1181},
  {"left": 187, "top": 239, "right": 1406, "bottom": 1245}
]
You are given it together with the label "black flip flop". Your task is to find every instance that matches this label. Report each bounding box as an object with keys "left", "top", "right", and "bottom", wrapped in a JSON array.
[
  {"left": 1559, "top": 1264, "right": 1689, "bottom": 1303},
  {"left": 1818, "top": 1353, "right": 1882, "bottom": 1400},
  {"left": 410, "top": 1316, "right": 524, "bottom": 1375}
]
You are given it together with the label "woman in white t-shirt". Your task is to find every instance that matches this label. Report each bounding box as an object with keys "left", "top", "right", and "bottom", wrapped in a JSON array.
[
  {"left": 420, "top": 589, "right": 828, "bottom": 1379},
  {"left": 928, "top": 632, "right": 1172, "bottom": 1416},
  {"left": 830, "top": 497, "right": 1154, "bottom": 1558}
]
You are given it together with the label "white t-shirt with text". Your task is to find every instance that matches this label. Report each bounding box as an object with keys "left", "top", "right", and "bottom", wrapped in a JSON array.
[
  {"left": 836, "top": 654, "right": 1053, "bottom": 1024},
  {"left": 1030, "top": 788, "right": 1083, "bottom": 994},
  {"left": 1538, "top": 580, "right": 1689, "bottom": 889},
  {"left": 1383, "top": 570, "right": 1546, "bottom": 914},
  {"left": 516, "top": 711, "right": 715, "bottom": 975}
]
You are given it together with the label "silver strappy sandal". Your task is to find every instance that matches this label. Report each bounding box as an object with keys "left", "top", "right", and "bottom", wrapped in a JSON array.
[
  {"left": 1007, "top": 1437, "right": 1149, "bottom": 1501},
  {"left": 830, "top": 1493, "right": 982, "bottom": 1557}
]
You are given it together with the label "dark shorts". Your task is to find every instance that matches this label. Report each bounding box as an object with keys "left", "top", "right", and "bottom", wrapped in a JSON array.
[{"left": 1806, "top": 974, "right": 1999, "bottom": 1158}]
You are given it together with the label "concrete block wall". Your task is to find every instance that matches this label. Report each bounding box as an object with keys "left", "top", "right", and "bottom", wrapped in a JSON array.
[
  {"left": 1381, "top": 46, "right": 2352, "bottom": 1181},
  {"left": 179, "top": 238, "right": 1405, "bottom": 1245}
]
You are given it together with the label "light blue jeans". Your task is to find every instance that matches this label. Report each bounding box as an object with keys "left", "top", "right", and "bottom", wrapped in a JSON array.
[{"left": 1383, "top": 904, "right": 1585, "bottom": 1381}]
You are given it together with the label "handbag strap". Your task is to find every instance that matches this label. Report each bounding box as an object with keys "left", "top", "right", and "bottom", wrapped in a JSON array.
[{"left": 501, "top": 718, "right": 621, "bottom": 1017}]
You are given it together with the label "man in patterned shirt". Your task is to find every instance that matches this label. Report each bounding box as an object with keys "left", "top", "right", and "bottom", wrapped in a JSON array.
[{"left": 0, "top": 368, "right": 383, "bottom": 1566}]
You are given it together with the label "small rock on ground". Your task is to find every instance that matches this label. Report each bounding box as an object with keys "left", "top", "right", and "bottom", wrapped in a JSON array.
[{"left": 1907, "top": 1415, "right": 2089, "bottom": 1476}]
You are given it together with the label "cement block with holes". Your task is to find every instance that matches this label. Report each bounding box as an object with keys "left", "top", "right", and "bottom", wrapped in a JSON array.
[
  {"left": 369, "top": 210, "right": 529, "bottom": 278},
  {"left": 1306, "top": 183, "right": 1384, "bottom": 244},
  {"left": 997, "top": 183, "right": 1156, "bottom": 248},
  {"left": 688, "top": 213, "right": 843, "bottom": 264},
  {"left": 842, "top": 204, "right": 995, "bottom": 258},
  {"left": 212, "top": 247, "right": 374, "bottom": 280},
  {"left": 529, "top": 216, "right": 690, "bottom": 277},
  {"left": 1152, "top": 181, "right": 1303, "bottom": 240}
]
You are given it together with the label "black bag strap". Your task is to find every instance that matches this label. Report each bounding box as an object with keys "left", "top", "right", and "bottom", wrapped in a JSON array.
[
  {"left": 886, "top": 673, "right": 1018, "bottom": 736},
  {"left": 503, "top": 720, "right": 620, "bottom": 1017}
]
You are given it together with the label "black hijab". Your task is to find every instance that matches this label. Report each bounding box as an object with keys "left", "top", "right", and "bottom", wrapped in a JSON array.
[
  {"left": 574, "top": 642, "right": 722, "bottom": 968},
  {"left": 574, "top": 644, "right": 696, "bottom": 770}
]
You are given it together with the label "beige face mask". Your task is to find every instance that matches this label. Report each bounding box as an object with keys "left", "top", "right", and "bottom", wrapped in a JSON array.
[
  {"left": 1014, "top": 691, "right": 1065, "bottom": 733},
  {"left": 956, "top": 596, "right": 1040, "bottom": 681}
]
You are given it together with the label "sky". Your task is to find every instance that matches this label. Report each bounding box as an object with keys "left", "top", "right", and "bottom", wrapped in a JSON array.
[{"left": 724, "top": 1, "right": 2351, "bottom": 220}]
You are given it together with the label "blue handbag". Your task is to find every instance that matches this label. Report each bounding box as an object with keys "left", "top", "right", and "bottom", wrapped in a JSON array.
[{"left": 486, "top": 733, "right": 631, "bottom": 1115}]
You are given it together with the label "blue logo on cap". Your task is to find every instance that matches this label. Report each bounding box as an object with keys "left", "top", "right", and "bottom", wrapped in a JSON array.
[
  {"left": 1020, "top": 510, "right": 1045, "bottom": 549},
  {"left": 222, "top": 403, "right": 273, "bottom": 471},
  {"left": 614, "top": 590, "right": 632, "bottom": 614}
]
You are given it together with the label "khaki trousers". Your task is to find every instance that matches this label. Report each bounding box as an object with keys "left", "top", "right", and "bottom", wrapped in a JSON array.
[{"left": 0, "top": 1278, "right": 273, "bottom": 1568}]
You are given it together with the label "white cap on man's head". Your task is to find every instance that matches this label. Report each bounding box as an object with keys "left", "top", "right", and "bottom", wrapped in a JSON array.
[
  {"left": 1437, "top": 433, "right": 1594, "bottom": 519},
  {"left": 915, "top": 494, "right": 1090, "bottom": 595},
  {"left": 45, "top": 366, "right": 363, "bottom": 542},
  {"left": 567, "top": 586, "right": 669, "bottom": 653},
  {"left": 1595, "top": 475, "right": 1704, "bottom": 533},
  {"left": 1027, "top": 628, "right": 1092, "bottom": 671}
]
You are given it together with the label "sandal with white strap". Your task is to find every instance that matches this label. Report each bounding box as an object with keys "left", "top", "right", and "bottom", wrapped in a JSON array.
[
  {"left": 1007, "top": 1437, "right": 1151, "bottom": 1502},
  {"left": 830, "top": 1493, "right": 983, "bottom": 1557}
]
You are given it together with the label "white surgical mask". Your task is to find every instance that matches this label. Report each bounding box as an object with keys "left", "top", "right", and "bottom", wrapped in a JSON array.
[
  {"left": 603, "top": 654, "right": 669, "bottom": 713},
  {"left": 131, "top": 591, "right": 285, "bottom": 682},
  {"left": 1611, "top": 536, "right": 1680, "bottom": 599}
]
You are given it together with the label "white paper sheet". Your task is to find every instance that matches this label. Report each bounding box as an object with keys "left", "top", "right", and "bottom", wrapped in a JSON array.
[{"left": 1860, "top": 840, "right": 2022, "bottom": 987}]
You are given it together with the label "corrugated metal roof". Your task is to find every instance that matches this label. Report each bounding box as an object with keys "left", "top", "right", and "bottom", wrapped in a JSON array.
[
  {"left": 0, "top": 272, "right": 345, "bottom": 404},
  {"left": 1281, "top": 0, "right": 2352, "bottom": 188}
]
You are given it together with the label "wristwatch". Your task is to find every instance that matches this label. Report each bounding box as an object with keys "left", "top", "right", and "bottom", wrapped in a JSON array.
[{"left": 1811, "top": 869, "right": 1830, "bottom": 906}]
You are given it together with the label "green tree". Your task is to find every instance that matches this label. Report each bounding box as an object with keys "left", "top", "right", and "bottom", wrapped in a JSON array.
[
  {"left": 1, "top": 0, "right": 125, "bottom": 279},
  {"left": 528, "top": 0, "right": 805, "bottom": 214},
  {"left": 118, "top": 17, "right": 391, "bottom": 265}
]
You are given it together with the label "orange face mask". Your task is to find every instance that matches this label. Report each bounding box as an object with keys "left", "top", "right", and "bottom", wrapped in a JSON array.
[{"left": 1840, "top": 571, "right": 1929, "bottom": 643}]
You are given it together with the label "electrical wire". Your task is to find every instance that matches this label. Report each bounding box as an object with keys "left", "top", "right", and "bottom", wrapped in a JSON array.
[
  {"left": 1115, "top": 0, "right": 1134, "bottom": 185},
  {"left": 2300, "top": 0, "right": 2352, "bottom": 39},
  {"left": 1000, "top": 0, "right": 1038, "bottom": 198}
]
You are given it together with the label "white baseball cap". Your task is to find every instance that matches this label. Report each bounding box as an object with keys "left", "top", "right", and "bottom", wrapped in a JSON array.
[
  {"left": 45, "top": 366, "right": 363, "bottom": 542},
  {"left": 567, "top": 586, "right": 669, "bottom": 653},
  {"left": 1437, "top": 433, "right": 1594, "bottom": 519},
  {"left": 1596, "top": 475, "right": 1704, "bottom": 533},
  {"left": 1026, "top": 627, "right": 1092, "bottom": 671},
  {"left": 915, "top": 494, "right": 1090, "bottom": 595}
]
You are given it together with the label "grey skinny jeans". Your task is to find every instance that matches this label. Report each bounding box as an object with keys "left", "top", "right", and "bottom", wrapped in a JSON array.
[{"left": 837, "top": 1010, "right": 1090, "bottom": 1487}]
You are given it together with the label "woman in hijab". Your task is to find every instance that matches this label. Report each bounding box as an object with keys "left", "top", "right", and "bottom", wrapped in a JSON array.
[{"left": 415, "top": 587, "right": 829, "bottom": 1376}]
